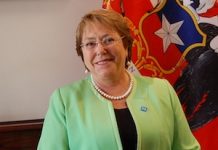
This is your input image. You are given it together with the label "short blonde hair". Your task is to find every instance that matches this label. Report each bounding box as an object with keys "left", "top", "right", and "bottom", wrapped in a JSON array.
[{"left": 75, "top": 9, "right": 133, "bottom": 68}]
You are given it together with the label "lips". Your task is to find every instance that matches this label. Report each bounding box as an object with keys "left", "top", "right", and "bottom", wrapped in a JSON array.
[{"left": 94, "top": 58, "right": 114, "bottom": 65}]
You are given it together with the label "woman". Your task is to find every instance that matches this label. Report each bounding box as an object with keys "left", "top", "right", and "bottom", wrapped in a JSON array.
[{"left": 38, "top": 9, "right": 200, "bottom": 150}]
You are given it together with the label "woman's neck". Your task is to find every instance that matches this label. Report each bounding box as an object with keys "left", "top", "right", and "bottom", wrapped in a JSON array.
[{"left": 91, "top": 70, "right": 132, "bottom": 99}]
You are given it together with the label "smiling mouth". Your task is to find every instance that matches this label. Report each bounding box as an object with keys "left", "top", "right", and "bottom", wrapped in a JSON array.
[{"left": 94, "top": 58, "right": 114, "bottom": 65}]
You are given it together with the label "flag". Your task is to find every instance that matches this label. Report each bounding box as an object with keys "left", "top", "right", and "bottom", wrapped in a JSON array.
[
  {"left": 103, "top": 0, "right": 205, "bottom": 84},
  {"left": 103, "top": 0, "right": 218, "bottom": 149}
]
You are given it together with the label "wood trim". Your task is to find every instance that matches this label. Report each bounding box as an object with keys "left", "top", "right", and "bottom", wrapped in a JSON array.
[
  {"left": 0, "top": 119, "right": 44, "bottom": 150},
  {"left": 0, "top": 119, "right": 43, "bottom": 132}
]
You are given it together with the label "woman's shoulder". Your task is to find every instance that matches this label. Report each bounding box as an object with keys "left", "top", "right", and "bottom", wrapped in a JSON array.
[
  {"left": 53, "top": 76, "right": 91, "bottom": 96},
  {"left": 133, "top": 74, "right": 173, "bottom": 95},
  {"left": 49, "top": 76, "right": 92, "bottom": 106},
  {"left": 133, "top": 74, "right": 168, "bottom": 86}
]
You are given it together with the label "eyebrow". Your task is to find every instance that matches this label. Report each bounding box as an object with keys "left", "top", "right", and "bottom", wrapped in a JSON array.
[
  {"left": 83, "top": 34, "right": 112, "bottom": 41},
  {"left": 83, "top": 37, "right": 96, "bottom": 41}
]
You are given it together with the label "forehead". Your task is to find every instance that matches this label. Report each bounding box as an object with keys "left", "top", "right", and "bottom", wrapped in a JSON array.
[{"left": 82, "top": 21, "right": 119, "bottom": 39}]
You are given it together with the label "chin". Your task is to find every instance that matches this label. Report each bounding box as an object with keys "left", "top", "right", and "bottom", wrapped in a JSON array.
[{"left": 95, "top": 68, "right": 116, "bottom": 77}]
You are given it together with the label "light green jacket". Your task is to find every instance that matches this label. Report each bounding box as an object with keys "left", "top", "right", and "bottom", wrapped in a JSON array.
[{"left": 38, "top": 75, "right": 200, "bottom": 150}]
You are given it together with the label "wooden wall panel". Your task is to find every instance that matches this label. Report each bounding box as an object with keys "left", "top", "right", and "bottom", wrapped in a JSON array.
[{"left": 0, "top": 119, "right": 43, "bottom": 150}]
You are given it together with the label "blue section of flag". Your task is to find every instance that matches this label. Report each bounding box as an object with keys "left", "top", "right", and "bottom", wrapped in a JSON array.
[{"left": 157, "top": 0, "right": 204, "bottom": 52}]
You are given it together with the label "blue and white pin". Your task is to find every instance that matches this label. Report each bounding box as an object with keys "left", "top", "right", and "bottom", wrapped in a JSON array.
[{"left": 140, "top": 106, "right": 148, "bottom": 112}]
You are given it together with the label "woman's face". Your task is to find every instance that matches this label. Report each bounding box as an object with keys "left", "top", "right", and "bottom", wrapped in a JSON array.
[{"left": 81, "top": 22, "right": 128, "bottom": 80}]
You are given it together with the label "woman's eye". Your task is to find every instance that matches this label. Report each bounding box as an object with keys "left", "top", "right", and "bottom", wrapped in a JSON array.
[
  {"left": 103, "top": 37, "right": 115, "bottom": 45},
  {"left": 85, "top": 42, "right": 97, "bottom": 48}
]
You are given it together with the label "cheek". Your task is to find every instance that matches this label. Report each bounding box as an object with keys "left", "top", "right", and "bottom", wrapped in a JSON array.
[
  {"left": 82, "top": 51, "right": 93, "bottom": 65},
  {"left": 121, "top": 47, "right": 128, "bottom": 59}
]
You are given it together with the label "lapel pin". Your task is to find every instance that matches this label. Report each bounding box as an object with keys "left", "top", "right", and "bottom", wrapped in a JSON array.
[{"left": 140, "top": 106, "right": 148, "bottom": 112}]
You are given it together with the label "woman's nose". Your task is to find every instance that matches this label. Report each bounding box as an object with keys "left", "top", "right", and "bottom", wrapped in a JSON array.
[{"left": 95, "top": 43, "right": 107, "bottom": 56}]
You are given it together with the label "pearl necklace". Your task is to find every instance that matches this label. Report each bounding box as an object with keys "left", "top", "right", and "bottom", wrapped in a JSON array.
[{"left": 91, "top": 72, "right": 133, "bottom": 100}]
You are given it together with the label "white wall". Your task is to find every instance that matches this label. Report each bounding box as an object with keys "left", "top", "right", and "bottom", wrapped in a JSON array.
[{"left": 0, "top": 0, "right": 102, "bottom": 122}]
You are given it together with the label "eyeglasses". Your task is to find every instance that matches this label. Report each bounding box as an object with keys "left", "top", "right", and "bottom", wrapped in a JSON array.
[{"left": 80, "top": 36, "right": 124, "bottom": 50}]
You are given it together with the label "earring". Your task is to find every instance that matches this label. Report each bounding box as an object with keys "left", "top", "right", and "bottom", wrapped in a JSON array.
[
  {"left": 85, "top": 69, "right": 88, "bottom": 74},
  {"left": 127, "top": 61, "right": 131, "bottom": 67}
]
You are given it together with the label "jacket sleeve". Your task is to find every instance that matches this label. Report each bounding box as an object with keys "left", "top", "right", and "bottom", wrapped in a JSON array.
[
  {"left": 37, "top": 89, "right": 69, "bottom": 150},
  {"left": 164, "top": 80, "right": 201, "bottom": 150}
]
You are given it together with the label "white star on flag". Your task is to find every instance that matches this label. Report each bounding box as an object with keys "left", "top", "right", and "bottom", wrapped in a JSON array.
[{"left": 155, "top": 14, "right": 184, "bottom": 53}]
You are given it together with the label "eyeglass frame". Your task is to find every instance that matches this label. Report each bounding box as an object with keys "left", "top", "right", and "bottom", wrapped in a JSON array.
[{"left": 80, "top": 36, "right": 125, "bottom": 51}]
